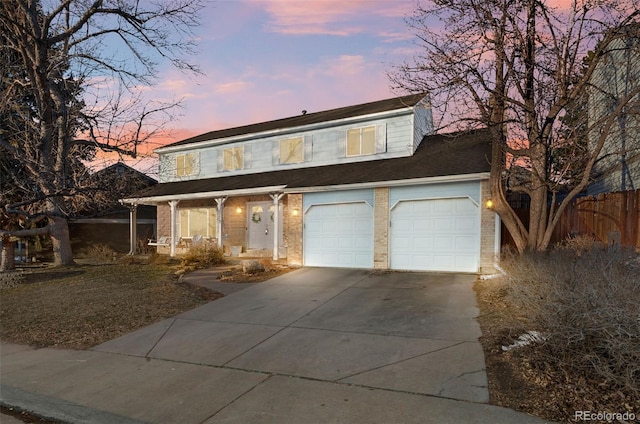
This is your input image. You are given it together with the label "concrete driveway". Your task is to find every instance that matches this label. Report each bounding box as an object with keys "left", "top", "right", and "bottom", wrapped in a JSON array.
[{"left": 0, "top": 268, "right": 549, "bottom": 423}]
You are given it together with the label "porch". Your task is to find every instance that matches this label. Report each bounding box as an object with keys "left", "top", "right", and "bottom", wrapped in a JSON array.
[{"left": 122, "top": 186, "right": 302, "bottom": 265}]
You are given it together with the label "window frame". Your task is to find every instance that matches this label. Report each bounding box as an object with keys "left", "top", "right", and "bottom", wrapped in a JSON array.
[
  {"left": 178, "top": 207, "right": 217, "bottom": 238},
  {"left": 176, "top": 153, "right": 195, "bottom": 176},
  {"left": 279, "top": 136, "right": 304, "bottom": 164},
  {"left": 223, "top": 146, "right": 244, "bottom": 171},
  {"left": 346, "top": 125, "right": 377, "bottom": 157}
]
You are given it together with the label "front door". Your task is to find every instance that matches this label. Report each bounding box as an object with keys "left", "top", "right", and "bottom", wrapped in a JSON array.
[{"left": 247, "top": 202, "right": 283, "bottom": 249}]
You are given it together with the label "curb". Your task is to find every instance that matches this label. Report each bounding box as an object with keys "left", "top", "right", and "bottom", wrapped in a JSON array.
[{"left": 0, "top": 385, "right": 148, "bottom": 424}]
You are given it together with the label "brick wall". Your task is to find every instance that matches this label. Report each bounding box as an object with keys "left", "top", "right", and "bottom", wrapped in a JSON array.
[
  {"left": 373, "top": 187, "right": 389, "bottom": 268},
  {"left": 285, "top": 193, "right": 303, "bottom": 266},
  {"left": 480, "top": 179, "right": 498, "bottom": 273}
]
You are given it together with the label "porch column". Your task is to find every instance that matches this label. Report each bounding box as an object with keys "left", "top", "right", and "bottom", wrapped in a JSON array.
[
  {"left": 169, "top": 200, "right": 178, "bottom": 257},
  {"left": 215, "top": 197, "right": 227, "bottom": 249},
  {"left": 270, "top": 193, "right": 285, "bottom": 260},
  {"left": 128, "top": 204, "right": 138, "bottom": 255}
]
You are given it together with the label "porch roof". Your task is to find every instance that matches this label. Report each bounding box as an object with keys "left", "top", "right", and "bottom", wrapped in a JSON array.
[{"left": 124, "top": 129, "right": 492, "bottom": 204}]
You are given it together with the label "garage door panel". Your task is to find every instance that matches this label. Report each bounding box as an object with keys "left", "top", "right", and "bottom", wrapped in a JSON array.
[
  {"left": 391, "top": 197, "right": 480, "bottom": 273},
  {"left": 304, "top": 202, "right": 373, "bottom": 268},
  {"left": 433, "top": 218, "right": 453, "bottom": 231}
]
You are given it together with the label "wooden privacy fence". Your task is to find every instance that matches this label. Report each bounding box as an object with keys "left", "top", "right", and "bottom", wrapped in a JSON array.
[
  {"left": 502, "top": 190, "right": 640, "bottom": 249},
  {"left": 552, "top": 190, "right": 640, "bottom": 248}
]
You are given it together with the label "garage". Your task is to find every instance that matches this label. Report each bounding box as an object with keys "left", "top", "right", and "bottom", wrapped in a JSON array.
[
  {"left": 390, "top": 197, "right": 480, "bottom": 272},
  {"left": 303, "top": 190, "right": 374, "bottom": 268},
  {"left": 388, "top": 181, "right": 481, "bottom": 272}
]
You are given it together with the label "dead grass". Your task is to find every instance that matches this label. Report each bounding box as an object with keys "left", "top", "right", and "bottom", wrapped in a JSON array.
[
  {"left": 0, "top": 262, "right": 219, "bottom": 349},
  {"left": 475, "top": 247, "right": 639, "bottom": 423}
]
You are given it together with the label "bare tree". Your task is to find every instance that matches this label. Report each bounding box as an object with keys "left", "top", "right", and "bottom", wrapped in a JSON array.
[
  {"left": 390, "top": 0, "right": 640, "bottom": 252},
  {"left": 0, "top": 0, "right": 203, "bottom": 266}
]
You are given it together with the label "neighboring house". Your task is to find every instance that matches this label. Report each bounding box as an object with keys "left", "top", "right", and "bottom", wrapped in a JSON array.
[
  {"left": 588, "top": 28, "right": 640, "bottom": 195},
  {"left": 123, "top": 94, "right": 499, "bottom": 273},
  {"left": 70, "top": 162, "right": 157, "bottom": 253}
]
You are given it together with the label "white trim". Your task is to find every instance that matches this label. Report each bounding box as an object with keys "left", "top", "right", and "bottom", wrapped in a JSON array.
[
  {"left": 389, "top": 195, "right": 480, "bottom": 211},
  {"left": 122, "top": 185, "right": 287, "bottom": 205},
  {"left": 495, "top": 212, "right": 502, "bottom": 256},
  {"left": 122, "top": 173, "right": 489, "bottom": 205},
  {"left": 155, "top": 108, "right": 415, "bottom": 154},
  {"left": 71, "top": 218, "right": 156, "bottom": 224},
  {"left": 303, "top": 199, "right": 373, "bottom": 215},
  {"left": 288, "top": 172, "right": 490, "bottom": 194}
]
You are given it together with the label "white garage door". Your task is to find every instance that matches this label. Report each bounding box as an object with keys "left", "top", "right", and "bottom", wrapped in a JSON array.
[
  {"left": 390, "top": 197, "right": 480, "bottom": 272},
  {"left": 304, "top": 202, "right": 374, "bottom": 268}
]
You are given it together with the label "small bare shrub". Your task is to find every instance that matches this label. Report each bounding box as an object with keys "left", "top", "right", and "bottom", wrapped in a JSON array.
[
  {"left": 258, "top": 258, "right": 275, "bottom": 272},
  {"left": 181, "top": 244, "right": 225, "bottom": 269},
  {"left": 504, "top": 247, "right": 640, "bottom": 392},
  {"left": 560, "top": 234, "right": 599, "bottom": 255},
  {"left": 85, "top": 243, "right": 117, "bottom": 264}
]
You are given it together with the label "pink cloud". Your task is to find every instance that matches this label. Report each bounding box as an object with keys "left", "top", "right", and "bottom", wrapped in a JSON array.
[
  {"left": 214, "top": 80, "right": 255, "bottom": 94},
  {"left": 252, "top": 0, "right": 413, "bottom": 37}
]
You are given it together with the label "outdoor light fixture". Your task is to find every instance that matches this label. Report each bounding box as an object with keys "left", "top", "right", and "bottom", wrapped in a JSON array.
[
  {"left": 236, "top": 206, "right": 242, "bottom": 214},
  {"left": 485, "top": 199, "right": 494, "bottom": 209},
  {"left": 292, "top": 208, "right": 299, "bottom": 216}
]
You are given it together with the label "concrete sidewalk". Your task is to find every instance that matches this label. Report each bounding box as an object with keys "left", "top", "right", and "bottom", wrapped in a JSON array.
[{"left": 1, "top": 268, "right": 551, "bottom": 423}]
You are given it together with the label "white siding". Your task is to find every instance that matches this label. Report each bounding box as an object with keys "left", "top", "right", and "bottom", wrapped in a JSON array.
[{"left": 159, "top": 112, "right": 420, "bottom": 182}]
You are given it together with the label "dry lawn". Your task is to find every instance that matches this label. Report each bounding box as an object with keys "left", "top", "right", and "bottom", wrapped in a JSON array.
[{"left": 0, "top": 262, "right": 219, "bottom": 349}]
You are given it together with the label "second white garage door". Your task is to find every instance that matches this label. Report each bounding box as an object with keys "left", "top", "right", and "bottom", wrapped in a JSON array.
[
  {"left": 390, "top": 197, "right": 480, "bottom": 272},
  {"left": 304, "top": 202, "right": 374, "bottom": 268}
]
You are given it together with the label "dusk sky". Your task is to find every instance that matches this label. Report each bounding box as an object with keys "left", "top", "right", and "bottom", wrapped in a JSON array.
[{"left": 120, "top": 0, "right": 421, "bottom": 174}]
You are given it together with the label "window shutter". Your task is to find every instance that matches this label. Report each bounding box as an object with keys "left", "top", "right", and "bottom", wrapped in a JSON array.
[
  {"left": 242, "top": 145, "right": 250, "bottom": 169},
  {"left": 191, "top": 152, "right": 200, "bottom": 176},
  {"left": 303, "top": 135, "right": 313, "bottom": 162},
  {"left": 375, "top": 123, "right": 387, "bottom": 153},
  {"left": 159, "top": 155, "right": 171, "bottom": 180},
  {"left": 273, "top": 140, "right": 280, "bottom": 165},
  {"left": 337, "top": 130, "right": 346, "bottom": 157},
  {"left": 217, "top": 150, "right": 224, "bottom": 172}
]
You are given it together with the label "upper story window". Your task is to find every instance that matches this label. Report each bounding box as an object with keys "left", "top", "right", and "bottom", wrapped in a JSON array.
[
  {"left": 279, "top": 137, "right": 303, "bottom": 164},
  {"left": 176, "top": 153, "right": 196, "bottom": 176},
  {"left": 346, "top": 126, "right": 376, "bottom": 156},
  {"left": 223, "top": 147, "right": 243, "bottom": 171}
]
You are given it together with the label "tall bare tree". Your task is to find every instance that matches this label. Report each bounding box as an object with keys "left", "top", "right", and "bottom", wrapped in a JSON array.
[
  {"left": 390, "top": 0, "right": 640, "bottom": 252},
  {"left": 0, "top": 0, "right": 203, "bottom": 266}
]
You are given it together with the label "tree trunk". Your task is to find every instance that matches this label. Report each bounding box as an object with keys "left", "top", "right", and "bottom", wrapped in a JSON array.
[
  {"left": 1, "top": 236, "right": 16, "bottom": 271},
  {"left": 49, "top": 216, "right": 74, "bottom": 266}
]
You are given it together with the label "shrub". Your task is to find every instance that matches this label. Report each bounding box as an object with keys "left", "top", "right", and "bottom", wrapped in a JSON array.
[
  {"left": 503, "top": 247, "right": 640, "bottom": 392},
  {"left": 181, "top": 244, "right": 225, "bottom": 269},
  {"left": 85, "top": 243, "right": 117, "bottom": 264},
  {"left": 258, "top": 258, "right": 275, "bottom": 272}
]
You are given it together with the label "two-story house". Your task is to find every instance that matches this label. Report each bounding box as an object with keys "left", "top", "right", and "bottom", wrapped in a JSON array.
[{"left": 123, "top": 93, "right": 499, "bottom": 273}]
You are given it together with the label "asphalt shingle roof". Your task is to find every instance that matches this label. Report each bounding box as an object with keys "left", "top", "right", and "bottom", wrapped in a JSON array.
[
  {"left": 160, "top": 93, "right": 427, "bottom": 149},
  {"left": 135, "top": 129, "right": 491, "bottom": 199}
]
